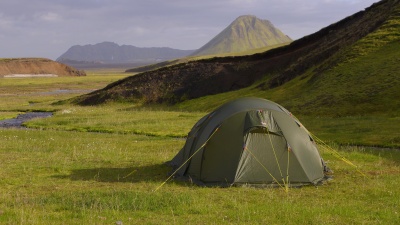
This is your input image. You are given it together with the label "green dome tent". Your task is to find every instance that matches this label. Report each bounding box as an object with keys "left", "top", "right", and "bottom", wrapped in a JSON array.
[{"left": 168, "top": 98, "right": 330, "bottom": 187}]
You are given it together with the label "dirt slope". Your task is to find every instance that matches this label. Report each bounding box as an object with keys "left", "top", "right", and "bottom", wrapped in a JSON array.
[{"left": 0, "top": 58, "right": 86, "bottom": 77}]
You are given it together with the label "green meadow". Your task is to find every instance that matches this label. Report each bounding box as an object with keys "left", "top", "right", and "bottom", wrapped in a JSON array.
[{"left": 0, "top": 73, "right": 399, "bottom": 224}]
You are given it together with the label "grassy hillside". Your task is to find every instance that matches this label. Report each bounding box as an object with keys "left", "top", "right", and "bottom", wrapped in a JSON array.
[
  {"left": 293, "top": 42, "right": 400, "bottom": 115},
  {"left": 269, "top": 3, "right": 400, "bottom": 116}
]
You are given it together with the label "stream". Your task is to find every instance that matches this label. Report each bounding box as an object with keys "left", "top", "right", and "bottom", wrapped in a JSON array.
[{"left": 0, "top": 112, "right": 53, "bottom": 128}]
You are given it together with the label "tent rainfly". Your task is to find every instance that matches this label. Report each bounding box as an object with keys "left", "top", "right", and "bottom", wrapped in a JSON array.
[{"left": 168, "top": 97, "right": 330, "bottom": 187}]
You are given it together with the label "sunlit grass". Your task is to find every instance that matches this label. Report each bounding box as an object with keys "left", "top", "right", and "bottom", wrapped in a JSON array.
[
  {"left": 0, "top": 111, "right": 19, "bottom": 120},
  {"left": 0, "top": 128, "right": 399, "bottom": 224},
  {"left": 0, "top": 66, "right": 399, "bottom": 224},
  {"left": 299, "top": 115, "right": 400, "bottom": 148},
  {"left": 25, "top": 105, "right": 205, "bottom": 137}
]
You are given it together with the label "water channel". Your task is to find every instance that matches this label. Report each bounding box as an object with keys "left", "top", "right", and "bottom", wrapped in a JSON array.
[{"left": 0, "top": 112, "right": 53, "bottom": 128}]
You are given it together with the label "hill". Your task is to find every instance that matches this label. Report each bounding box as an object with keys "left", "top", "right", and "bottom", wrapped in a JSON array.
[
  {"left": 71, "top": 0, "right": 400, "bottom": 116},
  {"left": 125, "top": 43, "right": 289, "bottom": 73},
  {"left": 0, "top": 58, "right": 86, "bottom": 77},
  {"left": 57, "top": 42, "right": 195, "bottom": 69},
  {"left": 191, "top": 15, "right": 292, "bottom": 56}
]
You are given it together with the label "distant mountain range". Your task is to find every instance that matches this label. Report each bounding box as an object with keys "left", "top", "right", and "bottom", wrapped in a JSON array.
[
  {"left": 57, "top": 42, "right": 195, "bottom": 69},
  {"left": 57, "top": 15, "right": 291, "bottom": 69},
  {"left": 191, "top": 15, "right": 292, "bottom": 56}
]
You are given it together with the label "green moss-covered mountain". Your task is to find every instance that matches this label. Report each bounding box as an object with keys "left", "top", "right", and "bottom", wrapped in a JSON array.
[
  {"left": 191, "top": 15, "right": 292, "bottom": 56},
  {"left": 72, "top": 0, "right": 400, "bottom": 116}
]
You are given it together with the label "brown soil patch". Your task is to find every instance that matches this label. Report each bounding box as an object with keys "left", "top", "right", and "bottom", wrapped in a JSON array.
[{"left": 0, "top": 58, "right": 85, "bottom": 77}]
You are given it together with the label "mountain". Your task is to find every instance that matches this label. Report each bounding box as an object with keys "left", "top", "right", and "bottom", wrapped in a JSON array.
[
  {"left": 57, "top": 42, "right": 195, "bottom": 68},
  {"left": 191, "top": 15, "right": 292, "bottom": 56},
  {"left": 71, "top": 0, "right": 400, "bottom": 116},
  {"left": 0, "top": 58, "right": 85, "bottom": 77}
]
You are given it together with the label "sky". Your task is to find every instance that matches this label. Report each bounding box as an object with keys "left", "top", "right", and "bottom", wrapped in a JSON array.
[{"left": 1, "top": 0, "right": 381, "bottom": 60}]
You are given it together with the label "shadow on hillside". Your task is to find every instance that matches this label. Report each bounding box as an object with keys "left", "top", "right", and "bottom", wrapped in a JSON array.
[{"left": 53, "top": 163, "right": 172, "bottom": 183}]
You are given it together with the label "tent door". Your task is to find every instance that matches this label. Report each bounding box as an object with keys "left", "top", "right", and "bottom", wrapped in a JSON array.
[{"left": 235, "top": 127, "right": 288, "bottom": 184}]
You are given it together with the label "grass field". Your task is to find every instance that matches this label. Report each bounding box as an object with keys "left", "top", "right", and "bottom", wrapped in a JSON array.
[{"left": 0, "top": 72, "right": 399, "bottom": 224}]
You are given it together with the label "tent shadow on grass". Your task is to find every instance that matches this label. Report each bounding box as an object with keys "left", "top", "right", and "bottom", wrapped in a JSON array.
[
  {"left": 53, "top": 163, "right": 170, "bottom": 183},
  {"left": 51, "top": 148, "right": 400, "bottom": 185}
]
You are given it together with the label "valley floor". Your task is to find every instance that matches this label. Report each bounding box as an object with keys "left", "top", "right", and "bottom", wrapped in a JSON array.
[{"left": 0, "top": 72, "right": 399, "bottom": 224}]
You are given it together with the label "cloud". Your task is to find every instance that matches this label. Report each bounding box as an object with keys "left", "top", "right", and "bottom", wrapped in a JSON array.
[{"left": 35, "top": 12, "right": 62, "bottom": 22}]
